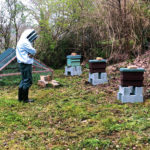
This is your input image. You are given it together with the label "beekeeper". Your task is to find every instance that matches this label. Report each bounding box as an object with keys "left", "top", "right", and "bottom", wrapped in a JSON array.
[{"left": 16, "top": 29, "right": 38, "bottom": 103}]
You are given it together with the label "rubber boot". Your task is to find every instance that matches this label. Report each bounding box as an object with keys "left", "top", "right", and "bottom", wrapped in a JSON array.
[
  {"left": 23, "top": 88, "right": 34, "bottom": 103},
  {"left": 18, "top": 88, "right": 23, "bottom": 102}
]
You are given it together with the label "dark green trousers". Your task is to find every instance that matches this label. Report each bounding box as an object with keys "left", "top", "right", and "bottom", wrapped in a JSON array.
[{"left": 19, "top": 63, "right": 32, "bottom": 90}]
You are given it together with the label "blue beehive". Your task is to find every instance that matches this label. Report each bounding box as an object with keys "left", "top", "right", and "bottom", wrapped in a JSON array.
[
  {"left": 67, "top": 55, "right": 81, "bottom": 67},
  {"left": 65, "top": 54, "right": 82, "bottom": 76}
]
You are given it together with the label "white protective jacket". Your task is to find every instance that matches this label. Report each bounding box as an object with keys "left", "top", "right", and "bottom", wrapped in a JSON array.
[{"left": 16, "top": 29, "right": 37, "bottom": 64}]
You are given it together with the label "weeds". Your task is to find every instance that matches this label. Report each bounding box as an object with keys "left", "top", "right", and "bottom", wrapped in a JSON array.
[{"left": 0, "top": 69, "right": 150, "bottom": 149}]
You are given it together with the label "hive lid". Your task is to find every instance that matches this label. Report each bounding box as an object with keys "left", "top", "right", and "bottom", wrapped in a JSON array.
[
  {"left": 89, "top": 59, "right": 107, "bottom": 63},
  {"left": 67, "top": 55, "right": 81, "bottom": 59},
  {"left": 120, "top": 68, "right": 145, "bottom": 72}
]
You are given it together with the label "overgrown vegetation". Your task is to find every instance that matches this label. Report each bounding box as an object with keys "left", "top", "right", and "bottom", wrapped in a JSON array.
[
  {"left": 33, "top": 0, "right": 150, "bottom": 67},
  {"left": 0, "top": 69, "right": 150, "bottom": 149},
  {"left": 0, "top": 0, "right": 150, "bottom": 68}
]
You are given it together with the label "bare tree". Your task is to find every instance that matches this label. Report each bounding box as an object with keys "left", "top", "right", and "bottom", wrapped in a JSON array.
[
  {"left": 0, "top": 2, "right": 12, "bottom": 50},
  {"left": 0, "top": 0, "right": 29, "bottom": 51}
]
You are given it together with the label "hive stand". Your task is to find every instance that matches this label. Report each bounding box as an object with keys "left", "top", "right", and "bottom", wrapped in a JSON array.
[
  {"left": 117, "top": 68, "right": 145, "bottom": 103},
  {"left": 65, "top": 66, "right": 82, "bottom": 76},
  {"left": 88, "top": 59, "right": 108, "bottom": 85},
  {"left": 65, "top": 55, "right": 82, "bottom": 76}
]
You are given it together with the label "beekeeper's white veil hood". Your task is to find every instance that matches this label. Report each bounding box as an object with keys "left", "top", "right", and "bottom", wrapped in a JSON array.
[{"left": 19, "top": 29, "right": 38, "bottom": 43}]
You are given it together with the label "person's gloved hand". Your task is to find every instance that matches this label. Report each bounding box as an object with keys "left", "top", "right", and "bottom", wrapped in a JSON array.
[{"left": 28, "top": 53, "right": 34, "bottom": 58}]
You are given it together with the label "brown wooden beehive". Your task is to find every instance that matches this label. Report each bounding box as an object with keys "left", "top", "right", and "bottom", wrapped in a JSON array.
[
  {"left": 120, "top": 68, "right": 145, "bottom": 87},
  {"left": 89, "top": 60, "right": 107, "bottom": 73}
]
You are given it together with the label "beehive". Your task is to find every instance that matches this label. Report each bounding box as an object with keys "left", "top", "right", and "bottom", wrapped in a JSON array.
[
  {"left": 120, "top": 68, "right": 144, "bottom": 87},
  {"left": 88, "top": 59, "right": 108, "bottom": 85},
  {"left": 65, "top": 54, "right": 82, "bottom": 76},
  {"left": 117, "top": 68, "right": 145, "bottom": 103},
  {"left": 89, "top": 59, "right": 107, "bottom": 73},
  {"left": 67, "top": 55, "right": 81, "bottom": 67}
]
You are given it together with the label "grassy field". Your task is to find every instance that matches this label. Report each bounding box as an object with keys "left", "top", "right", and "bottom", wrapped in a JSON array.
[{"left": 0, "top": 69, "right": 150, "bottom": 150}]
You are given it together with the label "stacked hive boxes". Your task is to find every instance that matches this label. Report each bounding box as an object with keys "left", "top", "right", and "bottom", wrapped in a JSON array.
[
  {"left": 65, "top": 54, "right": 82, "bottom": 76},
  {"left": 88, "top": 59, "right": 108, "bottom": 85},
  {"left": 117, "top": 68, "right": 145, "bottom": 103}
]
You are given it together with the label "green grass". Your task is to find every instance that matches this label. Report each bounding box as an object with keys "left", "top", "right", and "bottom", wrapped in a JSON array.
[{"left": 0, "top": 69, "right": 150, "bottom": 149}]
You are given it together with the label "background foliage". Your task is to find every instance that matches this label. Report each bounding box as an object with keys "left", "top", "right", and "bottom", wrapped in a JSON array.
[{"left": 0, "top": 0, "right": 150, "bottom": 68}]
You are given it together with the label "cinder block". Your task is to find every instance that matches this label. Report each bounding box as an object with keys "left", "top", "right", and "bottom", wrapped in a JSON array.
[
  {"left": 65, "top": 66, "right": 82, "bottom": 76},
  {"left": 119, "top": 86, "right": 132, "bottom": 95},
  {"left": 135, "top": 87, "right": 143, "bottom": 95},
  {"left": 117, "top": 92, "right": 122, "bottom": 100},
  {"left": 76, "top": 66, "right": 82, "bottom": 75},
  {"left": 89, "top": 72, "right": 108, "bottom": 85},
  {"left": 65, "top": 66, "right": 68, "bottom": 76},
  {"left": 117, "top": 86, "right": 143, "bottom": 103},
  {"left": 121, "top": 95, "right": 143, "bottom": 103},
  {"left": 101, "top": 73, "right": 107, "bottom": 79},
  {"left": 89, "top": 73, "right": 98, "bottom": 79}
]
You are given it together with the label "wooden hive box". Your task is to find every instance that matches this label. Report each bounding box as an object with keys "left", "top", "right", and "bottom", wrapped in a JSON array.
[
  {"left": 67, "top": 55, "right": 81, "bottom": 67},
  {"left": 120, "top": 68, "right": 145, "bottom": 87},
  {"left": 89, "top": 59, "right": 107, "bottom": 73}
]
